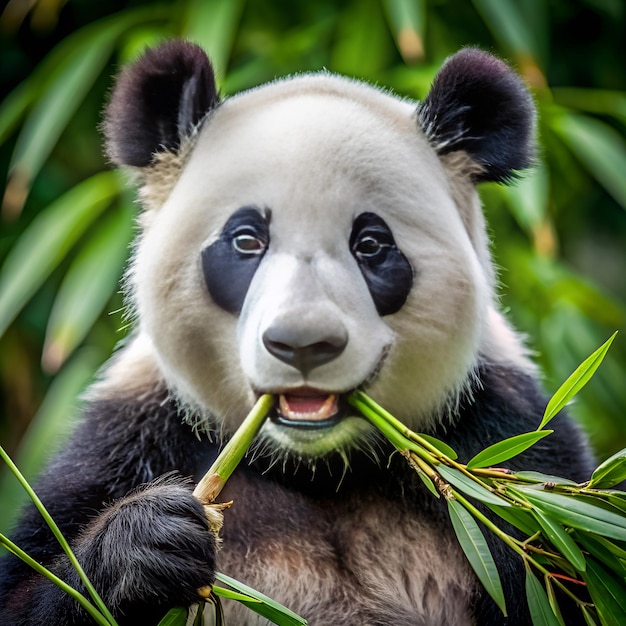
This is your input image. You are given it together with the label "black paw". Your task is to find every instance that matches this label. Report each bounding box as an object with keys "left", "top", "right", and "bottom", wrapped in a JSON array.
[{"left": 75, "top": 476, "right": 217, "bottom": 614}]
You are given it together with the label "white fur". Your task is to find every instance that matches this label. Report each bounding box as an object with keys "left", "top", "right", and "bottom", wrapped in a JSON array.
[{"left": 123, "top": 72, "right": 531, "bottom": 455}]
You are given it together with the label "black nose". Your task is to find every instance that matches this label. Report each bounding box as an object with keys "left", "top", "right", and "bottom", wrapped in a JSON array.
[{"left": 262, "top": 326, "right": 347, "bottom": 375}]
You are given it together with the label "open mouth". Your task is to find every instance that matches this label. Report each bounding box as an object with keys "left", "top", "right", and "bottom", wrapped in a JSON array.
[{"left": 271, "top": 388, "right": 346, "bottom": 429}]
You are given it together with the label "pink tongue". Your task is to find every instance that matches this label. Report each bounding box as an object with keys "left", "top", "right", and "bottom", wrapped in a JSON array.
[
  {"left": 285, "top": 395, "right": 328, "bottom": 414},
  {"left": 279, "top": 393, "right": 338, "bottom": 421}
]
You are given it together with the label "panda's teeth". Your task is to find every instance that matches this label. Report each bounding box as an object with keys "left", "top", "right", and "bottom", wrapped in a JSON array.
[{"left": 278, "top": 393, "right": 338, "bottom": 422}]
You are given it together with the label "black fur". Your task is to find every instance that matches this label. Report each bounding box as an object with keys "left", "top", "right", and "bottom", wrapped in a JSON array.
[
  {"left": 104, "top": 40, "right": 220, "bottom": 167},
  {"left": 350, "top": 212, "right": 414, "bottom": 316},
  {"left": 417, "top": 48, "right": 535, "bottom": 182},
  {"left": 202, "top": 206, "right": 270, "bottom": 314},
  {"left": 0, "top": 364, "right": 593, "bottom": 625}
]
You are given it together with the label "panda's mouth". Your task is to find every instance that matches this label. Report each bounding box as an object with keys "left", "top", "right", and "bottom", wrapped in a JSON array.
[{"left": 272, "top": 388, "right": 343, "bottom": 429}]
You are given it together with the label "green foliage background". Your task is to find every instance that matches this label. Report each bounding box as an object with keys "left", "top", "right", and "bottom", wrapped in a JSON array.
[{"left": 0, "top": 0, "right": 625, "bottom": 533}]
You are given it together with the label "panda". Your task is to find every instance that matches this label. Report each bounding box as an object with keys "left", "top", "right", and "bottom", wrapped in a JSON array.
[{"left": 0, "top": 40, "right": 594, "bottom": 626}]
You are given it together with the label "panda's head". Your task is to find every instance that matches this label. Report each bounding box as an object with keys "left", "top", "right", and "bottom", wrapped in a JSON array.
[{"left": 105, "top": 41, "right": 535, "bottom": 461}]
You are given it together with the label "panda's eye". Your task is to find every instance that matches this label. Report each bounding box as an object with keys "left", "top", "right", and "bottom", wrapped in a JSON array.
[
  {"left": 232, "top": 230, "right": 266, "bottom": 255},
  {"left": 350, "top": 212, "right": 413, "bottom": 316},
  {"left": 202, "top": 206, "right": 270, "bottom": 314},
  {"left": 353, "top": 234, "right": 391, "bottom": 260}
]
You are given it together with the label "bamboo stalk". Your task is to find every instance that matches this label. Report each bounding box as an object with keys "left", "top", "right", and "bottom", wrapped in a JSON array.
[{"left": 193, "top": 394, "right": 274, "bottom": 504}]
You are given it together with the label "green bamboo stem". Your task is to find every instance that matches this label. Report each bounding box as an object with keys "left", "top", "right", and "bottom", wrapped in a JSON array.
[
  {"left": 349, "top": 392, "right": 509, "bottom": 501},
  {"left": 0, "top": 532, "right": 111, "bottom": 626},
  {"left": 193, "top": 394, "right": 274, "bottom": 504},
  {"left": 0, "top": 445, "right": 118, "bottom": 625}
]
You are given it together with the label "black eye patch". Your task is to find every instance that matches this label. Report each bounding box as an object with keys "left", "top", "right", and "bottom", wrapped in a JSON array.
[
  {"left": 201, "top": 207, "right": 270, "bottom": 314},
  {"left": 350, "top": 212, "right": 413, "bottom": 316}
]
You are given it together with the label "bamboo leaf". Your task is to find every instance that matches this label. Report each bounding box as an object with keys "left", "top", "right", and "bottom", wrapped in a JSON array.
[
  {"left": 416, "top": 468, "right": 440, "bottom": 498},
  {"left": 157, "top": 607, "right": 188, "bottom": 626},
  {"left": 382, "top": 0, "right": 426, "bottom": 62},
  {"left": 582, "top": 558, "right": 626, "bottom": 626},
  {"left": 486, "top": 504, "right": 541, "bottom": 537},
  {"left": 418, "top": 434, "right": 458, "bottom": 460},
  {"left": 42, "top": 205, "right": 133, "bottom": 372},
  {"left": 517, "top": 489, "right": 626, "bottom": 541},
  {"left": 0, "top": 532, "right": 113, "bottom": 626},
  {"left": 539, "top": 332, "right": 617, "bottom": 429},
  {"left": 215, "top": 573, "right": 307, "bottom": 626},
  {"left": 589, "top": 448, "right": 626, "bottom": 489},
  {"left": 574, "top": 532, "right": 626, "bottom": 578},
  {"left": 514, "top": 472, "right": 576, "bottom": 486},
  {"left": 6, "top": 6, "right": 170, "bottom": 202},
  {"left": 181, "top": 0, "right": 244, "bottom": 77},
  {"left": 0, "top": 445, "right": 117, "bottom": 624},
  {"left": 447, "top": 499, "right": 507, "bottom": 616},
  {"left": 472, "top": 0, "right": 543, "bottom": 59},
  {"left": 553, "top": 112, "right": 626, "bottom": 211},
  {"left": 544, "top": 577, "right": 566, "bottom": 626},
  {"left": 213, "top": 585, "right": 261, "bottom": 603},
  {"left": 467, "top": 431, "right": 553, "bottom": 470},
  {"left": 0, "top": 79, "right": 36, "bottom": 145},
  {"left": 581, "top": 606, "right": 600, "bottom": 626},
  {"left": 533, "top": 509, "right": 586, "bottom": 572},
  {"left": 0, "top": 348, "right": 102, "bottom": 534},
  {"left": 525, "top": 569, "right": 562, "bottom": 626},
  {"left": 0, "top": 171, "right": 120, "bottom": 338},
  {"left": 437, "top": 465, "right": 511, "bottom": 507}
]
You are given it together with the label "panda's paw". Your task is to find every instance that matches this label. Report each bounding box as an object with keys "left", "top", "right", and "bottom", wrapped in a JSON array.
[{"left": 76, "top": 476, "right": 217, "bottom": 612}]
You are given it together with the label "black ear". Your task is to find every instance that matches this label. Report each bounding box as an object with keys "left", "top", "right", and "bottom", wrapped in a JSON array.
[
  {"left": 417, "top": 48, "right": 535, "bottom": 183},
  {"left": 104, "top": 40, "right": 219, "bottom": 167}
]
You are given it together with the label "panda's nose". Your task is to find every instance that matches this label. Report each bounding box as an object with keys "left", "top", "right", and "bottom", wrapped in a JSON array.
[{"left": 262, "top": 324, "right": 347, "bottom": 376}]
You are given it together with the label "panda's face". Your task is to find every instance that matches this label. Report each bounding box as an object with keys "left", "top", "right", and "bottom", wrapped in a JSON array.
[{"left": 134, "top": 75, "right": 488, "bottom": 457}]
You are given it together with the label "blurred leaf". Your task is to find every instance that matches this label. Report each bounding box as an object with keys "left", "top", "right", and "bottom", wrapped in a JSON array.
[
  {"left": 525, "top": 569, "right": 562, "bottom": 626},
  {"left": 533, "top": 509, "right": 586, "bottom": 572},
  {"left": 466, "top": 431, "right": 553, "bottom": 470},
  {"left": 437, "top": 465, "right": 511, "bottom": 507},
  {"left": 553, "top": 112, "right": 626, "bottom": 211},
  {"left": 539, "top": 332, "right": 617, "bottom": 429},
  {"left": 516, "top": 488, "right": 626, "bottom": 541},
  {"left": 582, "top": 558, "right": 626, "bottom": 626},
  {"left": 42, "top": 205, "right": 133, "bottom": 372},
  {"left": 5, "top": 6, "right": 170, "bottom": 210},
  {"left": 382, "top": 0, "right": 426, "bottom": 62},
  {"left": 331, "top": 0, "right": 390, "bottom": 77},
  {"left": 500, "top": 160, "right": 549, "bottom": 236},
  {"left": 471, "top": 0, "right": 540, "bottom": 59},
  {"left": 0, "top": 347, "right": 102, "bottom": 534},
  {"left": 552, "top": 88, "right": 626, "bottom": 124},
  {"left": 182, "top": 0, "right": 245, "bottom": 78},
  {"left": 448, "top": 499, "right": 507, "bottom": 616},
  {"left": 0, "top": 79, "right": 36, "bottom": 145},
  {"left": 589, "top": 447, "right": 626, "bottom": 489},
  {"left": 0, "top": 171, "right": 120, "bottom": 338}
]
